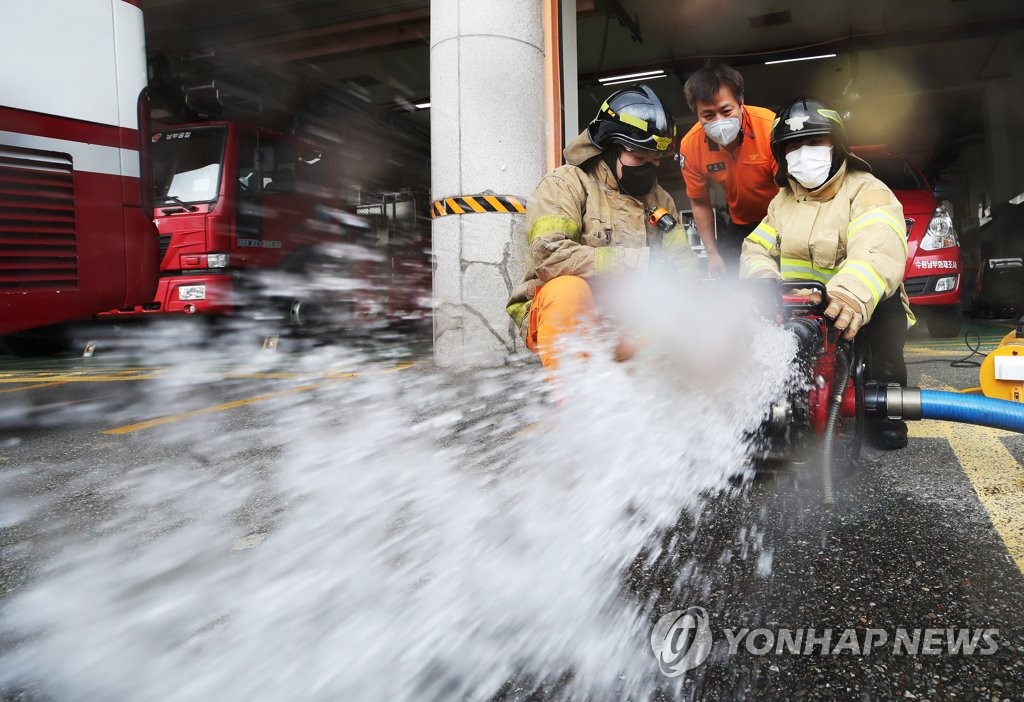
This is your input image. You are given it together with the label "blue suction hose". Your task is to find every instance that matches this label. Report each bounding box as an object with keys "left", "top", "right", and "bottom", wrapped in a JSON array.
[
  {"left": 918, "top": 391, "right": 1024, "bottom": 432},
  {"left": 867, "top": 385, "right": 1024, "bottom": 433}
]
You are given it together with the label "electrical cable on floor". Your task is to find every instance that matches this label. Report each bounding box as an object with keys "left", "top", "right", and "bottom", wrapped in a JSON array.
[
  {"left": 905, "top": 329, "right": 988, "bottom": 368},
  {"left": 950, "top": 330, "right": 986, "bottom": 368}
]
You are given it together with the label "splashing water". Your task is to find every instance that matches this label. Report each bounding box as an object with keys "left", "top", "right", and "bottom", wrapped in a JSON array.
[{"left": 0, "top": 275, "right": 799, "bottom": 700}]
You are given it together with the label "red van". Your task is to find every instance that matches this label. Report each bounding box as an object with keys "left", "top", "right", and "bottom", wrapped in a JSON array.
[{"left": 852, "top": 147, "right": 963, "bottom": 338}]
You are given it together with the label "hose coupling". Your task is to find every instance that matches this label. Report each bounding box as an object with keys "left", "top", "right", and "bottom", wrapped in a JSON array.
[{"left": 863, "top": 382, "right": 922, "bottom": 420}]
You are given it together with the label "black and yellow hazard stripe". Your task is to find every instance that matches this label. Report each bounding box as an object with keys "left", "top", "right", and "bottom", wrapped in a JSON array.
[{"left": 431, "top": 194, "right": 526, "bottom": 219}]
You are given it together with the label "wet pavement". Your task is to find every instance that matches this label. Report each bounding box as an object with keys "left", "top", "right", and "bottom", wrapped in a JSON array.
[{"left": 1, "top": 318, "right": 1022, "bottom": 700}]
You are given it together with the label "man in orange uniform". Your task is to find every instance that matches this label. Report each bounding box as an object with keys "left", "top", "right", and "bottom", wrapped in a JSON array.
[
  {"left": 505, "top": 84, "right": 697, "bottom": 371},
  {"left": 679, "top": 64, "right": 779, "bottom": 277}
]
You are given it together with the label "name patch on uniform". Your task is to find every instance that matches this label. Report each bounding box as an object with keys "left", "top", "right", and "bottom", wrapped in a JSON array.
[{"left": 707, "top": 162, "right": 726, "bottom": 173}]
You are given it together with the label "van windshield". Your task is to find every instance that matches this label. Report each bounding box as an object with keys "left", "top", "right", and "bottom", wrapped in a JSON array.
[
  {"left": 863, "top": 156, "right": 928, "bottom": 191},
  {"left": 152, "top": 127, "right": 227, "bottom": 204}
]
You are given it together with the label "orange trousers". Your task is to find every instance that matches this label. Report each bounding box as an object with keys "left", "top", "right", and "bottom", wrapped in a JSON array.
[{"left": 526, "top": 275, "right": 597, "bottom": 370}]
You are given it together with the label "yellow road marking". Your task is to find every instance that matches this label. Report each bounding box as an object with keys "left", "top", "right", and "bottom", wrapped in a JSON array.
[
  {"left": 100, "top": 382, "right": 329, "bottom": 435},
  {"left": 0, "top": 381, "right": 68, "bottom": 394},
  {"left": 909, "top": 373, "right": 1024, "bottom": 572},
  {"left": 946, "top": 423, "right": 1024, "bottom": 573},
  {"left": 0, "top": 371, "right": 163, "bottom": 383},
  {"left": 99, "top": 364, "right": 416, "bottom": 436}
]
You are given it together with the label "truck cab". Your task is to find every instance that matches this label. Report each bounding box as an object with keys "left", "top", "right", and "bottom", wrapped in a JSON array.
[{"left": 105, "top": 121, "right": 341, "bottom": 323}]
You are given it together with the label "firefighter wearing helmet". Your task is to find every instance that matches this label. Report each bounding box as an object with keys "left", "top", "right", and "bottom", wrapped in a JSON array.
[
  {"left": 506, "top": 84, "right": 697, "bottom": 371},
  {"left": 740, "top": 97, "right": 914, "bottom": 450}
]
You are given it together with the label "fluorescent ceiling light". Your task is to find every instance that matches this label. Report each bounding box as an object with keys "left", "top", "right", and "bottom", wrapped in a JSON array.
[
  {"left": 764, "top": 53, "right": 837, "bottom": 65},
  {"left": 414, "top": 101, "right": 431, "bottom": 109},
  {"left": 599, "top": 73, "right": 668, "bottom": 87},
  {"left": 1009, "top": 192, "right": 1024, "bottom": 205},
  {"left": 598, "top": 69, "right": 666, "bottom": 84}
]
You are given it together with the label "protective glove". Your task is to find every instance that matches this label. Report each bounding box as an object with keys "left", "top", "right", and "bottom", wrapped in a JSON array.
[{"left": 823, "top": 289, "right": 866, "bottom": 340}]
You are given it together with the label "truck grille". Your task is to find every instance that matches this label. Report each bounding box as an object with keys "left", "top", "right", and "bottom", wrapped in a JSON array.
[
  {"left": 159, "top": 234, "right": 171, "bottom": 262},
  {"left": 903, "top": 277, "right": 929, "bottom": 296},
  {"left": 0, "top": 146, "right": 78, "bottom": 290}
]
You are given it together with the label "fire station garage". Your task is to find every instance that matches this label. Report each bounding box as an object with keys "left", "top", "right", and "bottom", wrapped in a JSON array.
[
  {"left": 139, "top": 0, "right": 1024, "bottom": 343},
  {"left": 2, "top": 2, "right": 1024, "bottom": 701}
]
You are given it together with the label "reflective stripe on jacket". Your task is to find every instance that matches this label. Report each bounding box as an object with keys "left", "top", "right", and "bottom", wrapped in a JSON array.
[
  {"left": 506, "top": 130, "right": 697, "bottom": 336},
  {"left": 739, "top": 160, "right": 912, "bottom": 325}
]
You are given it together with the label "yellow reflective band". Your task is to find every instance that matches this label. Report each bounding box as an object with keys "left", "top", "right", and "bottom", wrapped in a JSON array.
[
  {"left": 848, "top": 209, "right": 905, "bottom": 240},
  {"left": 780, "top": 257, "right": 838, "bottom": 284},
  {"left": 849, "top": 208, "right": 904, "bottom": 236},
  {"left": 747, "top": 224, "right": 776, "bottom": 251},
  {"left": 745, "top": 259, "right": 779, "bottom": 275},
  {"left": 817, "top": 108, "right": 843, "bottom": 126},
  {"left": 527, "top": 215, "right": 581, "bottom": 245},
  {"left": 848, "top": 210, "right": 908, "bottom": 256},
  {"left": 594, "top": 246, "right": 621, "bottom": 274},
  {"left": 507, "top": 301, "right": 529, "bottom": 327},
  {"left": 840, "top": 259, "right": 886, "bottom": 304},
  {"left": 662, "top": 228, "right": 689, "bottom": 250},
  {"left": 618, "top": 111, "right": 649, "bottom": 132}
]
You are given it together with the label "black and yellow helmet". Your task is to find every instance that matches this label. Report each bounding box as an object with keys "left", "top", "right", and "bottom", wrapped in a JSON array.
[
  {"left": 770, "top": 97, "right": 871, "bottom": 184},
  {"left": 588, "top": 84, "right": 676, "bottom": 153}
]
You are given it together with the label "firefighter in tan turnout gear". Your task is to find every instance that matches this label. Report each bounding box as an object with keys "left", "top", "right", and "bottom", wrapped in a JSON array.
[
  {"left": 740, "top": 97, "right": 913, "bottom": 450},
  {"left": 506, "top": 84, "right": 697, "bottom": 371}
]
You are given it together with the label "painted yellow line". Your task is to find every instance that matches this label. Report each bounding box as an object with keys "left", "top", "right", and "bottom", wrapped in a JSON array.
[
  {"left": 0, "top": 381, "right": 68, "bottom": 394},
  {"left": 909, "top": 374, "right": 1024, "bottom": 573},
  {"left": 100, "top": 382, "right": 327, "bottom": 435},
  {"left": 0, "top": 372, "right": 163, "bottom": 383},
  {"left": 99, "top": 364, "right": 415, "bottom": 435},
  {"left": 946, "top": 423, "right": 1024, "bottom": 573}
]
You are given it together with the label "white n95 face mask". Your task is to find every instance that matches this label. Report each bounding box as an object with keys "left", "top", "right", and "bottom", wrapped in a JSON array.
[
  {"left": 703, "top": 117, "right": 741, "bottom": 146},
  {"left": 785, "top": 145, "right": 833, "bottom": 189}
]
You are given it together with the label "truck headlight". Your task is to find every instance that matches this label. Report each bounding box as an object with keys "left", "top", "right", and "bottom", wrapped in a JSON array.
[
  {"left": 920, "top": 206, "right": 958, "bottom": 250},
  {"left": 207, "top": 253, "right": 229, "bottom": 268},
  {"left": 178, "top": 284, "right": 207, "bottom": 301},
  {"left": 934, "top": 276, "right": 957, "bottom": 292}
]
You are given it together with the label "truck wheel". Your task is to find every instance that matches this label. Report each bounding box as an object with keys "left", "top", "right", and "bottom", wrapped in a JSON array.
[
  {"left": 288, "top": 295, "right": 327, "bottom": 335},
  {"left": 926, "top": 307, "right": 962, "bottom": 338}
]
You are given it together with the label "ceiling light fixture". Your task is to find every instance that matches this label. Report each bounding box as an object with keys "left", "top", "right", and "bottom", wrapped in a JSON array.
[
  {"left": 764, "top": 53, "right": 837, "bottom": 65},
  {"left": 414, "top": 101, "right": 431, "bottom": 109},
  {"left": 599, "top": 74, "right": 668, "bottom": 87},
  {"left": 597, "top": 69, "right": 666, "bottom": 84}
]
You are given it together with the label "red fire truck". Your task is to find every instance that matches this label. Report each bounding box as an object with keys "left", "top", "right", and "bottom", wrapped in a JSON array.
[
  {"left": 102, "top": 50, "right": 432, "bottom": 337},
  {"left": 0, "top": 0, "right": 159, "bottom": 354},
  {"left": 104, "top": 122, "right": 335, "bottom": 324}
]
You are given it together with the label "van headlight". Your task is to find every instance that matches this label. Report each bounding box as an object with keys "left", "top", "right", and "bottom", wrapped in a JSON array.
[{"left": 919, "top": 206, "right": 958, "bottom": 250}]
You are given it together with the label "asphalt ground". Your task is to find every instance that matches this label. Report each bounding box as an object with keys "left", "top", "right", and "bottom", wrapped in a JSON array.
[{"left": 0, "top": 317, "right": 1022, "bottom": 701}]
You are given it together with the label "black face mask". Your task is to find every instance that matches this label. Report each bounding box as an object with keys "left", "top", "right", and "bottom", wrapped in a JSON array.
[{"left": 617, "top": 161, "right": 658, "bottom": 197}]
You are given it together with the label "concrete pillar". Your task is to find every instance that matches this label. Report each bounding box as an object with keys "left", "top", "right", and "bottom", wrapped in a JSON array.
[{"left": 430, "top": 0, "right": 548, "bottom": 368}]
